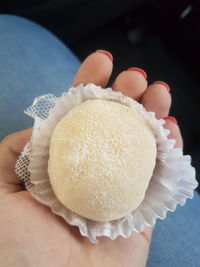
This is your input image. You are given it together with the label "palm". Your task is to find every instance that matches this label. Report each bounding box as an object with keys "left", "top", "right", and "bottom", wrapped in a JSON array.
[
  {"left": 0, "top": 51, "right": 182, "bottom": 267},
  {"left": 1, "top": 190, "right": 150, "bottom": 267}
]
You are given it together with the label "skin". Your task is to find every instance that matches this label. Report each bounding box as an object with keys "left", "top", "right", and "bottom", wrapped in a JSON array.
[{"left": 0, "top": 51, "right": 183, "bottom": 267}]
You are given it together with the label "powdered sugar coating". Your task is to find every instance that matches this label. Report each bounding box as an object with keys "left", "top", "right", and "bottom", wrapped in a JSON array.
[
  {"left": 15, "top": 83, "right": 198, "bottom": 243},
  {"left": 48, "top": 99, "right": 157, "bottom": 222}
]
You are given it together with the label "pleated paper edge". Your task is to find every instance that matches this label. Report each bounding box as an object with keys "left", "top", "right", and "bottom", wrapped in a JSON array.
[{"left": 15, "top": 83, "right": 198, "bottom": 243}]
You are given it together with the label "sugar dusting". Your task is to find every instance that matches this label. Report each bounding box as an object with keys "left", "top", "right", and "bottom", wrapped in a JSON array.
[{"left": 48, "top": 99, "right": 157, "bottom": 222}]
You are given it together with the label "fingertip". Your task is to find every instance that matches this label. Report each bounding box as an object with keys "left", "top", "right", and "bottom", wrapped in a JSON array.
[
  {"left": 112, "top": 68, "right": 148, "bottom": 101},
  {"left": 141, "top": 83, "right": 171, "bottom": 119},
  {"left": 163, "top": 118, "right": 183, "bottom": 148},
  {"left": 96, "top": 50, "right": 113, "bottom": 62},
  {"left": 127, "top": 67, "right": 147, "bottom": 80},
  {"left": 163, "top": 116, "right": 177, "bottom": 124},
  {"left": 72, "top": 50, "right": 113, "bottom": 87},
  {"left": 153, "top": 81, "right": 170, "bottom": 92}
]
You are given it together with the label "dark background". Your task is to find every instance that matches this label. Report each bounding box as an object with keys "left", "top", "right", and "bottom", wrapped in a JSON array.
[{"left": 1, "top": 0, "right": 199, "bottom": 192}]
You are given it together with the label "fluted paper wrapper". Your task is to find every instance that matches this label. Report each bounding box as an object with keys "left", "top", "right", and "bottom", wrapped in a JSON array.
[{"left": 15, "top": 83, "right": 198, "bottom": 243}]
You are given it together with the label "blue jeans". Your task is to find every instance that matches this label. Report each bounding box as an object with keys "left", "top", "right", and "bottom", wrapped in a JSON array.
[{"left": 0, "top": 15, "right": 199, "bottom": 267}]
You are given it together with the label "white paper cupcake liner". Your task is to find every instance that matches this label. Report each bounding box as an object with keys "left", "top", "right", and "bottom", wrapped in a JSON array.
[{"left": 15, "top": 83, "right": 198, "bottom": 243}]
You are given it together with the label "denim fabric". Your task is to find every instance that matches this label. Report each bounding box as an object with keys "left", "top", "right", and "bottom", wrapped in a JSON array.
[
  {"left": 147, "top": 191, "right": 200, "bottom": 267},
  {"left": 0, "top": 14, "right": 199, "bottom": 267},
  {"left": 0, "top": 14, "right": 80, "bottom": 139}
]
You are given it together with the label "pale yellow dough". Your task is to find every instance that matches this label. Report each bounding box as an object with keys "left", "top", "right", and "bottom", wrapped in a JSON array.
[{"left": 48, "top": 99, "right": 157, "bottom": 222}]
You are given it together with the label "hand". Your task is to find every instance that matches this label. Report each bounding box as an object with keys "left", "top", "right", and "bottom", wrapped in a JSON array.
[{"left": 0, "top": 51, "right": 183, "bottom": 267}]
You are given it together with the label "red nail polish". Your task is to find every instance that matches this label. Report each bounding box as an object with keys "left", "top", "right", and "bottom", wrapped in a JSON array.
[
  {"left": 127, "top": 67, "right": 147, "bottom": 80},
  {"left": 96, "top": 50, "right": 113, "bottom": 61},
  {"left": 154, "top": 81, "right": 170, "bottom": 92},
  {"left": 163, "top": 116, "right": 177, "bottom": 124}
]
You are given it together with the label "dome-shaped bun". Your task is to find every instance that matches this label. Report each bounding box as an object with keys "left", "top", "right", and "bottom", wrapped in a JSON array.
[{"left": 48, "top": 99, "right": 156, "bottom": 222}]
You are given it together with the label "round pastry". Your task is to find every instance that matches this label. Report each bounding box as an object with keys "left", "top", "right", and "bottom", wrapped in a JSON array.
[{"left": 48, "top": 99, "right": 157, "bottom": 222}]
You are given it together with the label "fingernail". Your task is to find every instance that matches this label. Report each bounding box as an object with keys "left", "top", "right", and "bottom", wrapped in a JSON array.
[
  {"left": 127, "top": 67, "right": 147, "bottom": 80},
  {"left": 96, "top": 50, "right": 113, "bottom": 61},
  {"left": 163, "top": 116, "right": 177, "bottom": 124},
  {"left": 153, "top": 81, "right": 170, "bottom": 92}
]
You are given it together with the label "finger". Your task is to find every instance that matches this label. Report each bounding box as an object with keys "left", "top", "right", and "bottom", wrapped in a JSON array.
[
  {"left": 163, "top": 117, "right": 183, "bottom": 148},
  {"left": 140, "top": 81, "right": 182, "bottom": 147},
  {"left": 0, "top": 128, "right": 32, "bottom": 194},
  {"left": 72, "top": 50, "right": 113, "bottom": 87},
  {"left": 141, "top": 81, "right": 172, "bottom": 119},
  {"left": 112, "top": 67, "right": 148, "bottom": 101}
]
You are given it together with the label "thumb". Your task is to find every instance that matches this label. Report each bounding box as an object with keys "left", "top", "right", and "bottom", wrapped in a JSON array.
[{"left": 0, "top": 128, "right": 32, "bottom": 194}]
